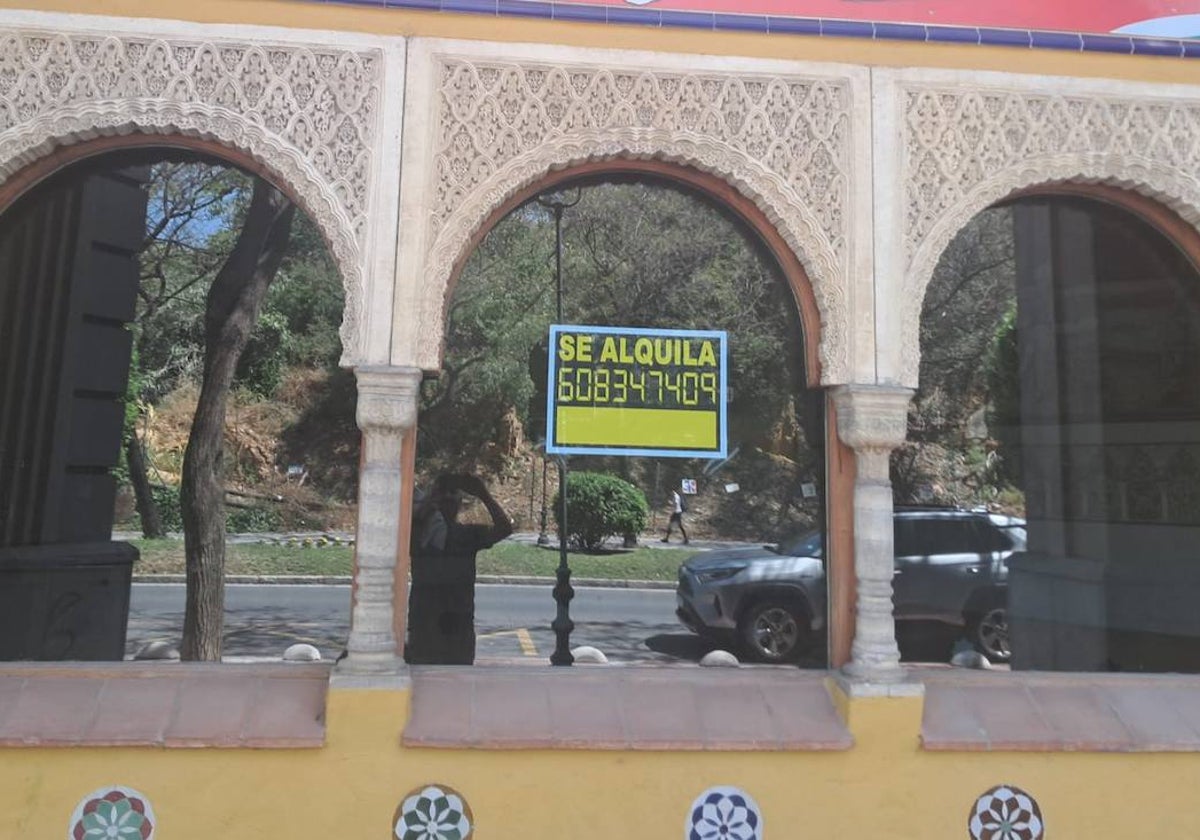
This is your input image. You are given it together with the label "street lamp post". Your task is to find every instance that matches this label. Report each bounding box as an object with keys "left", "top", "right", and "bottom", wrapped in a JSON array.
[
  {"left": 537, "top": 457, "right": 550, "bottom": 546},
  {"left": 537, "top": 188, "right": 580, "bottom": 666}
]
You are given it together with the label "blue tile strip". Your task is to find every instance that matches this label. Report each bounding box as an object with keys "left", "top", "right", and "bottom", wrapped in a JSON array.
[
  {"left": 820, "top": 19, "right": 874, "bottom": 40},
  {"left": 1139, "top": 38, "right": 1188, "bottom": 58},
  {"left": 978, "top": 27, "right": 1032, "bottom": 49},
  {"left": 763, "top": 16, "right": 820, "bottom": 36},
  {"left": 873, "top": 22, "right": 927, "bottom": 43},
  {"left": 926, "top": 25, "right": 980, "bottom": 45},
  {"left": 1080, "top": 34, "right": 1133, "bottom": 55},
  {"left": 713, "top": 13, "right": 769, "bottom": 33},
  {"left": 320, "top": 0, "right": 1197, "bottom": 60},
  {"left": 606, "top": 5, "right": 660, "bottom": 26},
  {"left": 1029, "top": 30, "right": 1084, "bottom": 51},
  {"left": 659, "top": 9, "right": 712, "bottom": 30},
  {"left": 439, "top": 0, "right": 496, "bottom": 14},
  {"left": 497, "top": 0, "right": 552, "bottom": 16},
  {"left": 548, "top": 1, "right": 601, "bottom": 21}
]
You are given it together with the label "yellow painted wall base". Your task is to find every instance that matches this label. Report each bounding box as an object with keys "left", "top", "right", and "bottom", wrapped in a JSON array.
[{"left": 6, "top": 686, "right": 1200, "bottom": 838}]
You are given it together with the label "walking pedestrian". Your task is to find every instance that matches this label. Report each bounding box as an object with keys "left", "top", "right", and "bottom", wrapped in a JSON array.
[{"left": 661, "top": 487, "right": 689, "bottom": 544}]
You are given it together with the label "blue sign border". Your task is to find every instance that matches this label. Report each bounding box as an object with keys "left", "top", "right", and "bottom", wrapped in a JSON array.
[{"left": 545, "top": 324, "right": 728, "bottom": 459}]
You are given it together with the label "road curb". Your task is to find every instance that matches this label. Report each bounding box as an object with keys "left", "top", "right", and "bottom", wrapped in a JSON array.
[
  {"left": 134, "top": 574, "right": 353, "bottom": 585},
  {"left": 132, "top": 573, "right": 674, "bottom": 589},
  {"left": 478, "top": 575, "right": 675, "bottom": 590}
]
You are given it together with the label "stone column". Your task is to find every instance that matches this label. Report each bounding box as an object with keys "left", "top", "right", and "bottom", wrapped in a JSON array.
[
  {"left": 832, "top": 384, "right": 914, "bottom": 685},
  {"left": 338, "top": 365, "right": 422, "bottom": 675}
]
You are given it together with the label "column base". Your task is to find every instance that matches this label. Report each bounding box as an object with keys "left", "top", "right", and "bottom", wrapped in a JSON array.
[
  {"left": 834, "top": 668, "right": 925, "bottom": 698},
  {"left": 335, "top": 650, "right": 407, "bottom": 678}
]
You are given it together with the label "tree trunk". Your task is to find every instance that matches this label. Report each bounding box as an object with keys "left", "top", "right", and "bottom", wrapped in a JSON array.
[
  {"left": 126, "top": 432, "right": 164, "bottom": 539},
  {"left": 180, "top": 179, "right": 295, "bottom": 661}
]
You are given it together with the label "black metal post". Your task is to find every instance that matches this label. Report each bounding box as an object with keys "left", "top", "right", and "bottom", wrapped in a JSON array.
[
  {"left": 537, "top": 457, "right": 549, "bottom": 546},
  {"left": 528, "top": 454, "right": 535, "bottom": 530},
  {"left": 538, "top": 189, "right": 580, "bottom": 666},
  {"left": 550, "top": 456, "right": 574, "bottom": 666}
]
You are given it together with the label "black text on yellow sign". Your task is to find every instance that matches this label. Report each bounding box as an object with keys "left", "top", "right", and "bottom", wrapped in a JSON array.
[{"left": 545, "top": 325, "right": 728, "bottom": 458}]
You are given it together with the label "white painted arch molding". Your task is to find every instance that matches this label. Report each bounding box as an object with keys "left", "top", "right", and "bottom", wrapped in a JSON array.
[
  {"left": 420, "top": 135, "right": 848, "bottom": 379},
  {"left": 895, "top": 70, "right": 1200, "bottom": 388},
  {"left": 406, "top": 43, "right": 870, "bottom": 385},
  {"left": 0, "top": 15, "right": 390, "bottom": 365}
]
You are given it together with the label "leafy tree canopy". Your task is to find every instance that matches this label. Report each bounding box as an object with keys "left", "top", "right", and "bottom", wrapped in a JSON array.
[{"left": 421, "top": 180, "right": 808, "bottom": 468}]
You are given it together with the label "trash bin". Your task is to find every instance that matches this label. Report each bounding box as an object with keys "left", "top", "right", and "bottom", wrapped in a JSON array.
[{"left": 0, "top": 541, "right": 136, "bottom": 661}]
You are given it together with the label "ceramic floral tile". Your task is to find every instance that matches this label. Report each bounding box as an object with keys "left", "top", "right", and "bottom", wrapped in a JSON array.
[
  {"left": 395, "top": 784, "right": 473, "bottom": 840},
  {"left": 69, "top": 787, "right": 155, "bottom": 840},
  {"left": 969, "top": 784, "right": 1044, "bottom": 840},
  {"left": 687, "top": 786, "right": 762, "bottom": 840}
]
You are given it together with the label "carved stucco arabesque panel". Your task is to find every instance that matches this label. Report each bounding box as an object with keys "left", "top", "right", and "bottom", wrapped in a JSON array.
[
  {"left": 0, "top": 25, "right": 383, "bottom": 363},
  {"left": 419, "top": 57, "right": 857, "bottom": 383},
  {"left": 900, "top": 80, "right": 1200, "bottom": 386}
]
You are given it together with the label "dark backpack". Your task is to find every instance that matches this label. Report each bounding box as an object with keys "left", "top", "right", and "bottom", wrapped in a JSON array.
[{"left": 679, "top": 493, "right": 689, "bottom": 513}]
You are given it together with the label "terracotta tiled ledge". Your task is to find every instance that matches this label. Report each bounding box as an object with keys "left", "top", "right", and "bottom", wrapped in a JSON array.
[
  {"left": 0, "top": 661, "right": 330, "bottom": 748},
  {"left": 921, "top": 669, "right": 1200, "bottom": 752},
  {"left": 404, "top": 666, "right": 852, "bottom": 750}
]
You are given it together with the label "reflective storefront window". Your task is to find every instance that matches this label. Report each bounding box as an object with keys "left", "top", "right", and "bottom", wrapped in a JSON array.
[{"left": 903, "top": 194, "right": 1200, "bottom": 673}]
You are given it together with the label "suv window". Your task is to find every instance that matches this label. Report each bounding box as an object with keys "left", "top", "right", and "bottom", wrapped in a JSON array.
[
  {"left": 894, "top": 518, "right": 922, "bottom": 556},
  {"left": 894, "top": 516, "right": 988, "bottom": 556},
  {"left": 976, "top": 522, "right": 1015, "bottom": 552}
]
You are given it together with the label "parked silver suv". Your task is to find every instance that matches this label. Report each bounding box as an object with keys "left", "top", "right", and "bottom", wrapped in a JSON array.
[{"left": 675, "top": 507, "right": 1026, "bottom": 663}]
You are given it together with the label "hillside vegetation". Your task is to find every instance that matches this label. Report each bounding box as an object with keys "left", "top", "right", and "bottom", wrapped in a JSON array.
[{"left": 122, "top": 174, "right": 1021, "bottom": 544}]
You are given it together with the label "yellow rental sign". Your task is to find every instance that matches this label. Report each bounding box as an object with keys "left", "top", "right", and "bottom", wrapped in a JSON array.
[{"left": 545, "top": 325, "right": 728, "bottom": 458}]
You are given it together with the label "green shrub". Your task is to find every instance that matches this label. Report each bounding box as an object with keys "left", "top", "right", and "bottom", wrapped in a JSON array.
[
  {"left": 144, "top": 484, "right": 282, "bottom": 533},
  {"left": 552, "top": 471, "right": 648, "bottom": 551},
  {"left": 150, "top": 484, "right": 184, "bottom": 532},
  {"left": 226, "top": 505, "right": 283, "bottom": 533}
]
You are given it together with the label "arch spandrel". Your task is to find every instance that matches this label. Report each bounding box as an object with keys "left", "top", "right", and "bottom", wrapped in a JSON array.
[
  {"left": 896, "top": 74, "right": 1200, "bottom": 388},
  {"left": 0, "top": 18, "right": 389, "bottom": 366},
  {"left": 407, "top": 49, "right": 867, "bottom": 385}
]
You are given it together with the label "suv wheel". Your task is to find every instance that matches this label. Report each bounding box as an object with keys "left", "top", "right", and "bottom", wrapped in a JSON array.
[
  {"left": 739, "top": 600, "right": 808, "bottom": 663},
  {"left": 969, "top": 601, "right": 1010, "bottom": 663}
]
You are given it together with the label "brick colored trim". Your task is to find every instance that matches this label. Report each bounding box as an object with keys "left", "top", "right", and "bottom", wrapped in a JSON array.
[
  {"left": 922, "top": 670, "right": 1200, "bottom": 752},
  {"left": 0, "top": 662, "right": 330, "bottom": 748},
  {"left": 826, "top": 396, "right": 856, "bottom": 670},
  {"left": 404, "top": 666, "right": 852, "bottom": 750}
]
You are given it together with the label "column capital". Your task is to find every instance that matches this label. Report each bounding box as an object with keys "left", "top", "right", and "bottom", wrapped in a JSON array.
[
  {"left": 832, "top": 384, "right": 914, "bottom": 454},
  {"left": 354, "top": 365, "right": 423, "bottom": 433}
]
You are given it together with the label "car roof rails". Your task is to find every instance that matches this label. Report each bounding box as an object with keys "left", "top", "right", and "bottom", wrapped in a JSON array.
[{"left": 893, "top": 503, "right": 965, "bottom": 512}]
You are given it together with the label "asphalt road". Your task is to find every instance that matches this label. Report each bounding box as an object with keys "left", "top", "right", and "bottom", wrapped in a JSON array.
[{"left": 126, "top": 582, "right": 720, "bottom": 664}]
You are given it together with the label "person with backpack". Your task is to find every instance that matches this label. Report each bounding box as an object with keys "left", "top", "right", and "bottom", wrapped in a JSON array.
[{"left": 661, "top": 487, "right": 690, "bottom": 544}]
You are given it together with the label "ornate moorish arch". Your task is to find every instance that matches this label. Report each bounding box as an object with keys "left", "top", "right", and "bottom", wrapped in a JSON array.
[
  {"left": 883, "top": 68, "right": 1200, "bottom": 387},
  {"left": 0, "top": 11, "right": 400, "bottom": 366},
  {"left": 395, "top": 39, "right": 873, "bottom": 386}
]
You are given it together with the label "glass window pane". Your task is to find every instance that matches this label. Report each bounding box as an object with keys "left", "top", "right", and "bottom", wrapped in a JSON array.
[{"left": 901, "top": 194, "right": 1200, "bottom": 673}]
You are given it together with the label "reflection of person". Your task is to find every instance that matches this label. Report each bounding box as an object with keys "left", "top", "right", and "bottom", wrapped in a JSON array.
[
  {"left": 406, "top": 473, "right": 513, "bottom": 665},
  {"left": 661, "top": 488, "right": 689, "bottom": 544}
]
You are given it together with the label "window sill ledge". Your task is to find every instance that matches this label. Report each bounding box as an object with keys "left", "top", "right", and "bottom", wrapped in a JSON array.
[
  {"left": 0, "top": 661, "right": 330, "bottom": 748},
  {"left": 403, "top": 666, "right": 852, "bottom": 751},
  {"left": 921, "top": 669, "right": 1200, "bottom": 752}
]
